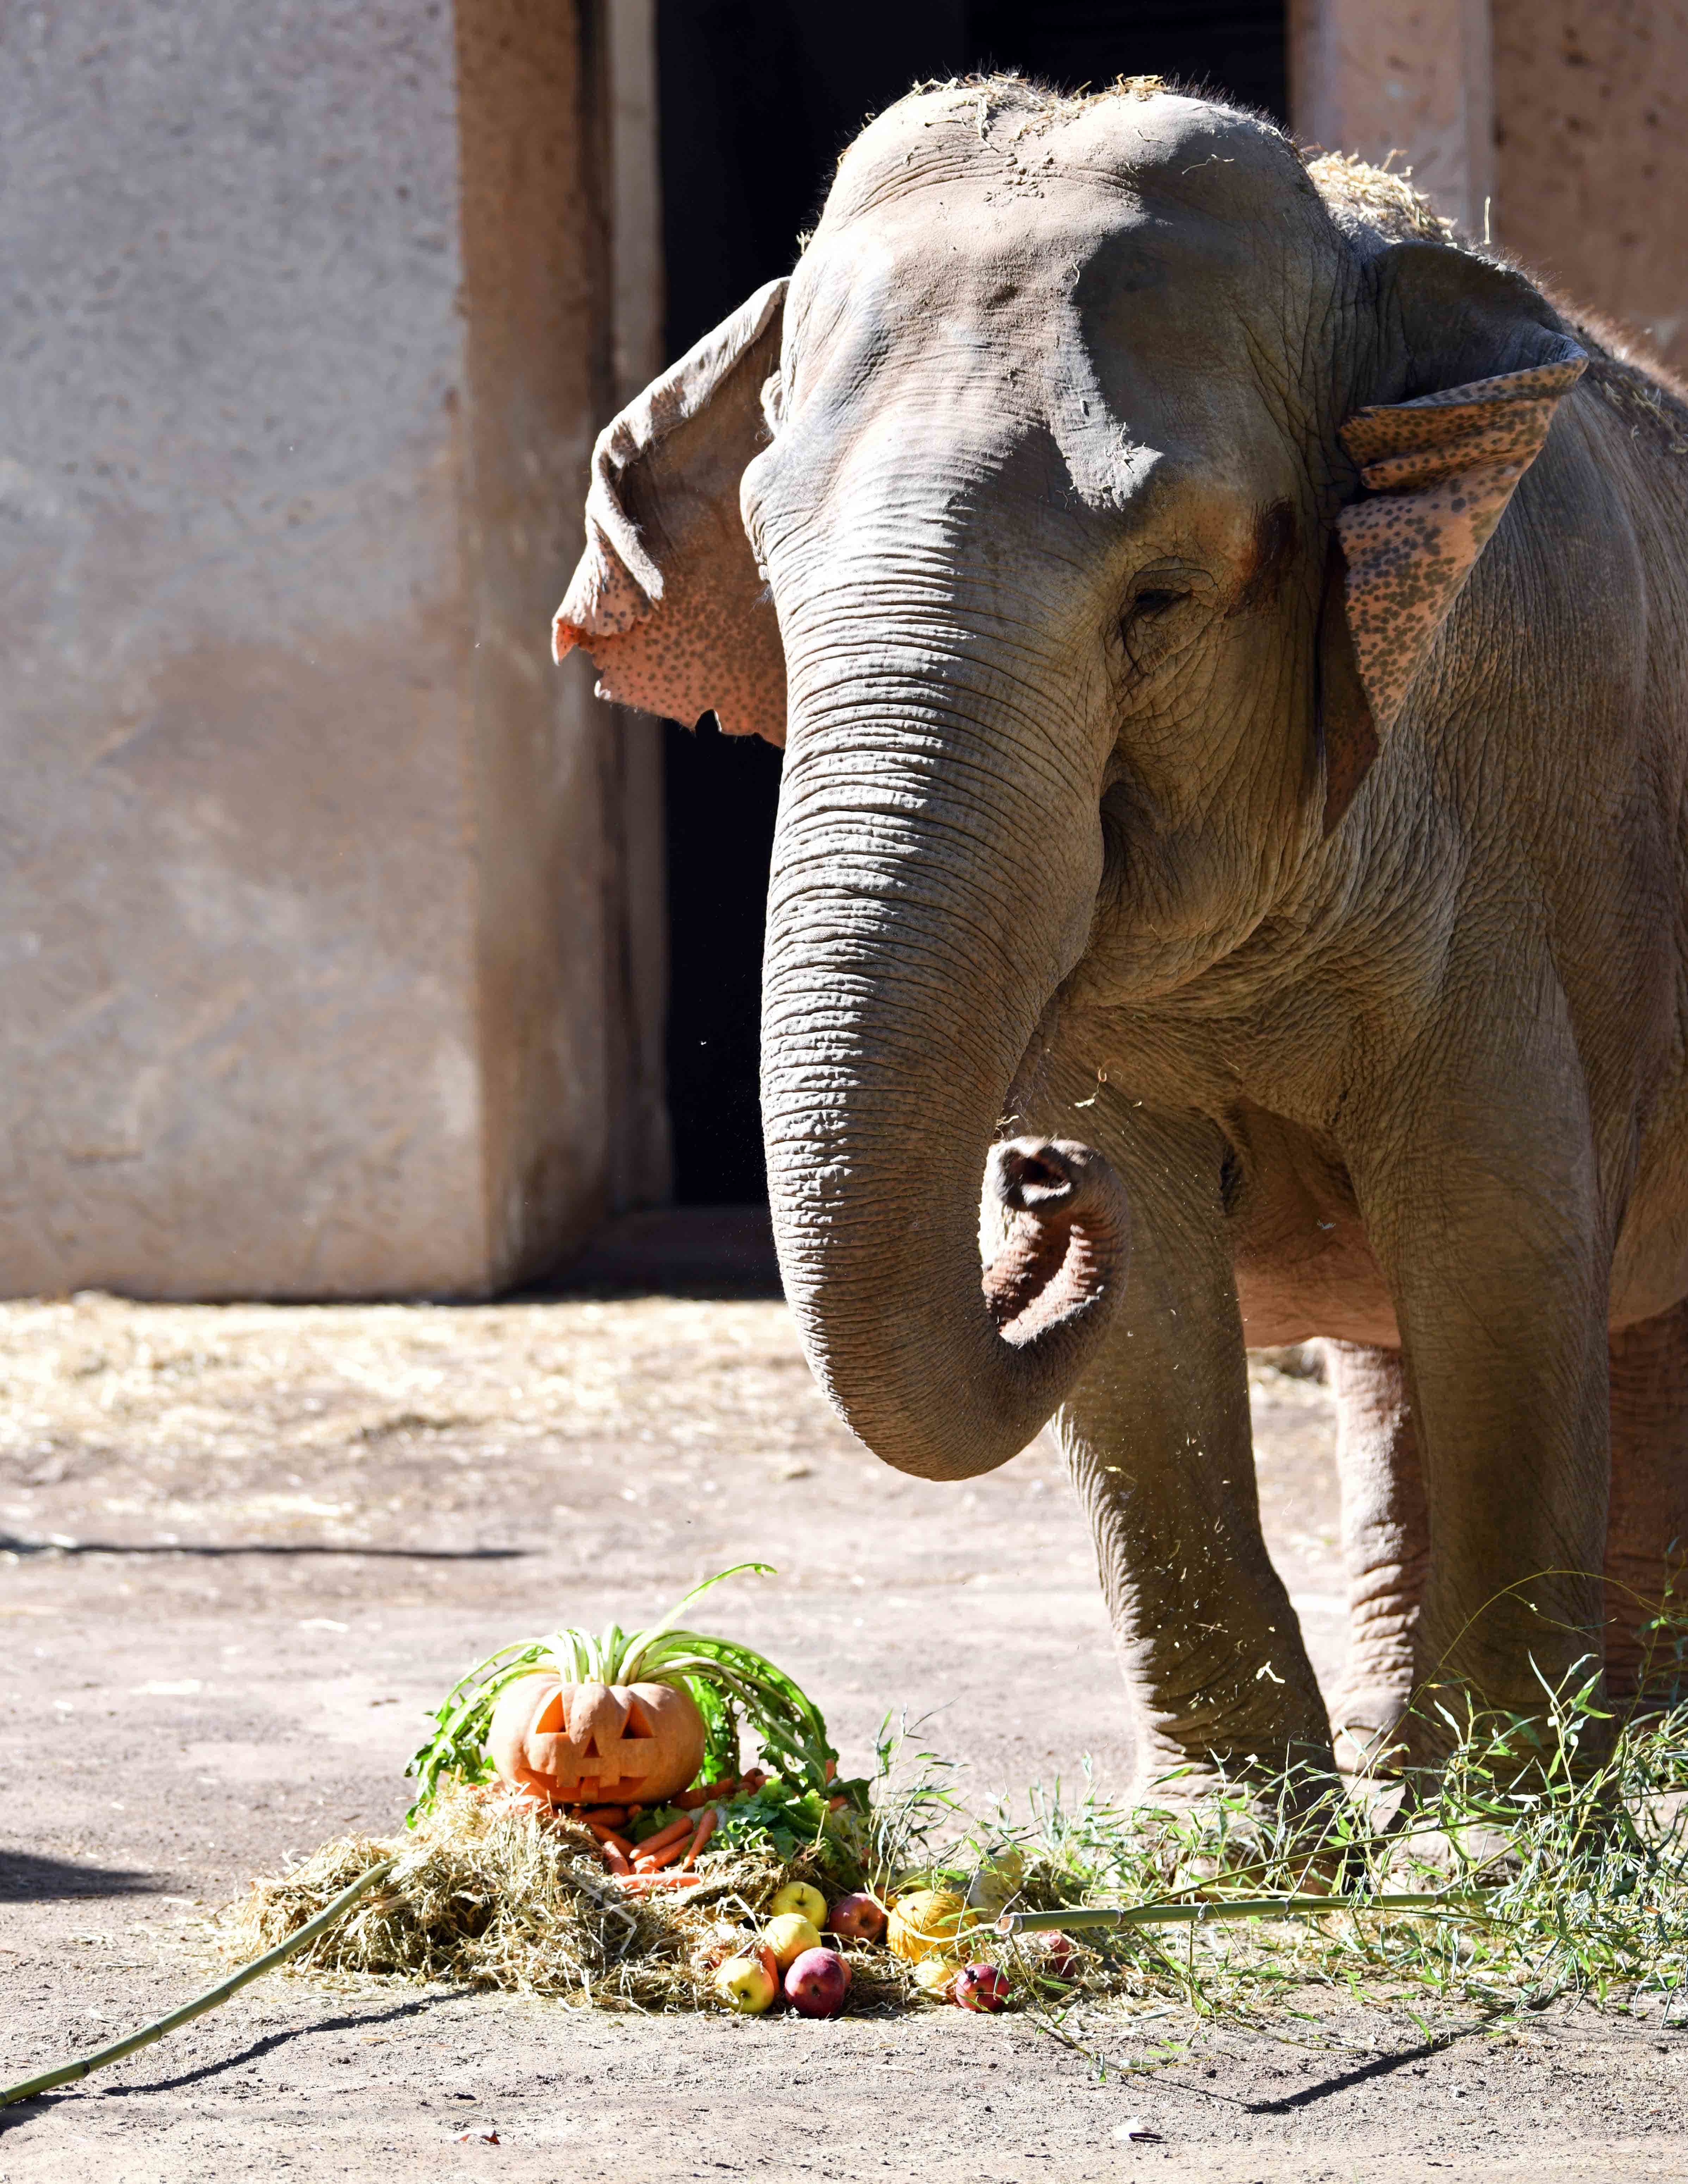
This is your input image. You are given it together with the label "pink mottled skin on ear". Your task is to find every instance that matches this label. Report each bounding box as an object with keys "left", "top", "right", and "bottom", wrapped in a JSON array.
[
  {"left": 551, "top": 278, "right": 788, "bottom": 747},
  {"left": 1336, "top": 355, "right": 1586, "bottom": 733},
  {"left": 552, "top": 538, "right": 650, "bottom": 656},
  {"left": 551, "top": 495, "right": 786, "bottom": 742}
]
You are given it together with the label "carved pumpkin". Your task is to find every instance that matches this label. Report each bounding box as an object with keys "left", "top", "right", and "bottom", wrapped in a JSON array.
[{"left": 488, "top": 1673, "right": 706, "bottom": 1807}]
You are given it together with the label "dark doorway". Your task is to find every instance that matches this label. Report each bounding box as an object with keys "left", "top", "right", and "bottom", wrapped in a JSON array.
[{"left": 655, "top": 1, "right": 1287, "bottom": 1204}]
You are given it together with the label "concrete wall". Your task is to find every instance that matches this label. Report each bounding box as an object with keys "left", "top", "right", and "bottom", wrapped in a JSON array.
[
  {"left": 1289, "top": 0, "right": 1496, "bottom": 234},
  {"left": 1491, "top": 1, "right": 1688, "bottom": 373},
  {"left": 0, "top": 0, "right": 664, "bottom": 1297},
  {"left": 1292, "top": 1, "right": 1688, "bottom": 374}
]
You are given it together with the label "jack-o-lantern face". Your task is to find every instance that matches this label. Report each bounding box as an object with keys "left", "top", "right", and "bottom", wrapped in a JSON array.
[{"left": 488, "top": 1674, "right": 706, "bottom": 1806}]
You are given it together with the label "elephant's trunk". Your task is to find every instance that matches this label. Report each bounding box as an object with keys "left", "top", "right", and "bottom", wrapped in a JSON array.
[{"left": 761, "top": 650, "right": 1130, "bottom": 1480}]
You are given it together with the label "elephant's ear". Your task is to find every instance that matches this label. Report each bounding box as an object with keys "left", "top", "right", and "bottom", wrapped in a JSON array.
[
  {"left": 553, "top": 278, "right": 788, "bottom": 746},
  {"left": 1319, "top": 244, "right": 1587, "bottom": 834}
]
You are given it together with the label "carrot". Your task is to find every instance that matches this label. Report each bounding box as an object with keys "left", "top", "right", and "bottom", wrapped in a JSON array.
[
  {"left": 682, "top": 1807, "right": 718, "bottom": 1866},
  {"left": 600, "top": 1839, "right": 633, "bottom": 1876},
  {"left": 634, "top": 1814, "right": 694, "bottom": 1858},
  {"left": 618, "top": 1870, "right": 706, "bottom": 1892},
  {"left": 827, "top": 1794, "right": 846, "bottom": 1811},
  {"left": 674, "top": 1777, "right": 738, "bottom": 1810},
  {"left": 581, "top": 1817, "right": 638, "bottom": 1852},
  {"left": 629, "top": 1826, "right": 694, "bottom": 1878},
  {"left": 633, "top": 1832, "right": 694, "bottom": 1873},
  {"left": 581, "top": 1806, "right": 627, "bottom": 1827},
  {"left": 824, "top": 1758, "right": 836, "bottom": 1782}
]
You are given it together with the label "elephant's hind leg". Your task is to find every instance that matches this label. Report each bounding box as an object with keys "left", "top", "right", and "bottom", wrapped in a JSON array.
[
  {"left": 1329, "top": 1312, "right": 1688, "bottom": 1751},
  {"left": 1606, "top": 1300, "right": 1688, "bottom": 1704},
  {"left": 1324, "top": 1341, "right": 1428, "bottom": 1771}
]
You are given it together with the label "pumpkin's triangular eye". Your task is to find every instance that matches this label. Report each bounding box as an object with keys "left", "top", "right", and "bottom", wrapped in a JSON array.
[
  {"left": 534, "top": 1691, "right": 566, "bottom": 1734},
  {"left": 621, "top": 1696, "right": 656, "bottom": 1739}
]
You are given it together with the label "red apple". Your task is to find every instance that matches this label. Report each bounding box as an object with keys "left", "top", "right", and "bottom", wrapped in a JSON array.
[
  {"left": 826, "top": 1891, "right": 888, "bottom": 1945},
  {"left": 784, "top": 1945, "right": 851, "bottom": 2018},
  {"left": 1040, "top": 1935, "right": 1081, "bottom": 1982},
  {"left": 953, "top": 1962, "right": 1010, "bottom": 2013}
]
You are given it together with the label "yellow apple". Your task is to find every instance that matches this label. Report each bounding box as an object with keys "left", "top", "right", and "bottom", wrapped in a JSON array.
[
  {"left": 714, "top": 1952, "right": 778, "bottom": 2014},
  {"left": 770, "top": 1881, "right": 828, "bottom": 1927},
  {"left": 764, "top": 1912, "right": 822, "bottom": 1969}
]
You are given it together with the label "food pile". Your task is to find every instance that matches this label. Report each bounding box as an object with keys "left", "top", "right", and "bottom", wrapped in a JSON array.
[
  {"left": 702, "top": 1876, "right": 1033, "bottom": 2017},
  {"left": 224, "top": 1569, "right": 1084, "bottom": 2016}
]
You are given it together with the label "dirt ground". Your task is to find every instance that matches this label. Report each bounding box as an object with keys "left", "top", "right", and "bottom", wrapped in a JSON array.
[{"left": 3, "top": 1226, "right": 1685, "bottom": 2181}]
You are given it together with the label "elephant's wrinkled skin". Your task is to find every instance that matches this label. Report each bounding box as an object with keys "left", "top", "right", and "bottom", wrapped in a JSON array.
[{"left": 555, "top": 79, "right": 1688, "bottom": 1793}]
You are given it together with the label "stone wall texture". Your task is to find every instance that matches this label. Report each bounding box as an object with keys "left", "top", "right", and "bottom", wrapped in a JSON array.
[
  {"left": 1289, "top": 0, "right": 1496, "bottom": 233},
  {"left": 0, "top": 0, "right": 658, "bottom": 1298},
  {"left": 1491, "top": 0, "right": 1688, "bottom": 372},
  {"left": 1293, "top": 1, "right": 1688, "bottom": 375}
]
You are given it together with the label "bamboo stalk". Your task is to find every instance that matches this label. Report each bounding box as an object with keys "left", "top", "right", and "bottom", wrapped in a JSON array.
[
  {"left": 998, "top": 1891, "right": 1496, "bottom": 1936},
  {"left": 0, "top": 1856, "right": 398, "bottom": 2108}
]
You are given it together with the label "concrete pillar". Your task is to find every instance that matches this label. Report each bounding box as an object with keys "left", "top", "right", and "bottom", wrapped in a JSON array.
[
  {"left": 1490, "top": 1, "right": 1688, "bottom": 375},
  {"left": 0, "top": 0, "right": 665, "bottom": 1298},
  {"left": 602, "top": 0, "right": 671, "bottom": 1214},
  {"left": 1289, "top": 0, "right": 1497, "bottom": 235}
]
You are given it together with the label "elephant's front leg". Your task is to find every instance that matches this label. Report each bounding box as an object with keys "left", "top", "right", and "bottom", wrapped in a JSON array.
[
  {"left": 1324, "top": 1342, "right": 1428, "bottom": 1771},
  {"left": 1052, "top": 1106, "right": 1332, "bottom": 1800},
  {"left": 1361, "top": 1022, "right": 1611, "bottom": 1759}
]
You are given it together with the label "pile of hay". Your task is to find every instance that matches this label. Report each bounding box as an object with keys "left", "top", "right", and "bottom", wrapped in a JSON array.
[
  {"left": 1304, "top": 149, "right": 1457, "bottom": 244},
  {"left": 221, "top": 1782, "right": 917, "bottom": 2013}
]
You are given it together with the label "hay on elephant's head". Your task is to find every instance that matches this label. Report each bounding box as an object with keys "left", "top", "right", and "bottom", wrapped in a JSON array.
[
  {"left": 221, "top": 1781, "right": 913, "bottom": 2012},
  {"left": 1304, "top": 149, "right": 1457, "bottom": 244}
]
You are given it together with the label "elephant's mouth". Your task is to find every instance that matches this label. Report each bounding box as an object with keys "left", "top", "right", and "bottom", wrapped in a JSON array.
[{"left": 982, "top": 1137, "right": 1129, "bottom": 1345}]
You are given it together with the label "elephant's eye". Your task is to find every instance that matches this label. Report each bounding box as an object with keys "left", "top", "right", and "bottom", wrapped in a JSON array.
[{"left": 1119, "top": 579, "right": 1199, "bottom": 678}]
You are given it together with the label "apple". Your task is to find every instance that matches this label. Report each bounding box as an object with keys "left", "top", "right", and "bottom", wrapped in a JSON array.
[
  {"left": 715, "top": 1949, "right": 778, "bottom": 2015},
  {"left": 770, "top": 1881, "right": 828, "bottom": 1926},
  {"left": 953, "top": 1963, "right": 1011, "bottom": 2013},
  {"left": 826, "top": 1891, "right": 888, "bottom": 1945},
  {"left": 784, "top": 1945, "right": 851, "bottom": 2018},
  {"left": 764, "top": 1911, "right": 822, "bottom": 1969},
  {"left": 1039, "top": 1935, "right": 1081, "bottom": 1983}
]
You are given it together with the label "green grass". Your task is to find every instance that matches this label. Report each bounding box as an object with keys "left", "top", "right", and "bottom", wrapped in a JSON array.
[{"left": 874, "top": 1668, "right": 1688, "bottom": 2031}]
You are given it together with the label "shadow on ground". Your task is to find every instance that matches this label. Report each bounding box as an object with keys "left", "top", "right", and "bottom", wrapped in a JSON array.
[{"left": 0, "top": 1851, "right": 159, "bottom": 1902}]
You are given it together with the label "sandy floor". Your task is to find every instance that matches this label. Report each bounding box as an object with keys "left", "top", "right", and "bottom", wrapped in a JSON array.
[{"left": 2, "top": 1277, "right": 1684, "bottom": 2181}]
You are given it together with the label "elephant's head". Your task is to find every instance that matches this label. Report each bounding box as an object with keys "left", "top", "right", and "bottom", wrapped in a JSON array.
[{"left": 554, "top": 81, "right": 1585, "bottom": 1482}]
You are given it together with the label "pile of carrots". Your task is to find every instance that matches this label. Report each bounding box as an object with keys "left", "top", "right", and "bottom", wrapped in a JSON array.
[
  {"left": 563, "top": 1760, "right": 846, "bottom": 1893},
  {"left": 572, "top": 1769, "right": 767, "bottom": 1891}
]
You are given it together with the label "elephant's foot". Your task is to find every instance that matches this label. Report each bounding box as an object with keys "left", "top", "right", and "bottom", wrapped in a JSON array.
[
  {"left": 1121, "top": 1735, "right": 1356, "bottom": 1887},
  {"left": 1385, "top": 1820, "right": 1522, "bottom": 1887},
  {"left": 1606, "top": 1303, "right": 1688, "bottom": 1707},
  {"left": 1601, "top": 1545, "right": 1688, "bottom": 1709},
  {"left": 1326, "top": 1675, "right": 1414, "bottom": 1776}
]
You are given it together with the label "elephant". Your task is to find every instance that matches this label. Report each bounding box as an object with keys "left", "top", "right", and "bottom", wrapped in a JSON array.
[{"left": 553, "top": 75, "right": 1688, "bottom": 1799}]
